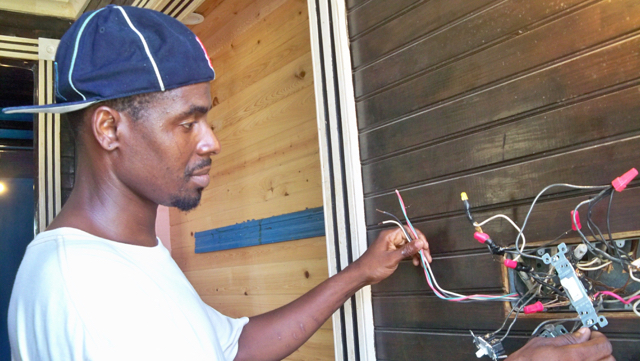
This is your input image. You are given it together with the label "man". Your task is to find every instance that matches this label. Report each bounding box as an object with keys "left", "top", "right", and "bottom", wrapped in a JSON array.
[{"left": 4, "top": 5, "right": 614, "bottom": 361}]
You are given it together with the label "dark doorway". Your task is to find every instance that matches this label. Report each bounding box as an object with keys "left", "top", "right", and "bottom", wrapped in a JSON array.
[{"left": 0, "top": 57, "right": 36, "bottom": 361}]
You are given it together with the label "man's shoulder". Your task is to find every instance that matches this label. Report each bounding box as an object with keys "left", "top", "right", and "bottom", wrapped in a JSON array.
[
  {"left": 15, "top": 227, "right": 146, "bottom": 296},
  {"left": 23, "top": 227, "right": 128, "bottom": 270}
]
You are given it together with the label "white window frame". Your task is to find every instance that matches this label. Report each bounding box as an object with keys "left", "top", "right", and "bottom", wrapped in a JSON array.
[{"left": 306, "top": 0, "right": 375, "bottom": 359}]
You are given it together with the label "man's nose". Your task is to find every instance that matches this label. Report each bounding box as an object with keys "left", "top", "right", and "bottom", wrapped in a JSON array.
[{"left": 197, "top": 122, "right": 221, "bottom": 156}]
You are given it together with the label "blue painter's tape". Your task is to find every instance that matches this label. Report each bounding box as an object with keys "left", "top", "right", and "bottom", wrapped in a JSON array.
[
  {"left": 0, "top": 111, "right": 33, "bottom": 122},
  {"left": 194, "top": 207, "right": 325, "bottom": 253},
  {"left": 0, "top": 129, "right": 33, "bottom": 140}
]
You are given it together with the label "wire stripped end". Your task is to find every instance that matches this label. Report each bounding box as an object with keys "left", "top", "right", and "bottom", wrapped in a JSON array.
[
  {"left": 612, "top": 168, "right": 638, "bottom": 192},
  {"left": 571, "top": 210, "right": 582, "bottom": 231},
  {"left": 524, "top": 301, "right": 545, "bottom": 315}
]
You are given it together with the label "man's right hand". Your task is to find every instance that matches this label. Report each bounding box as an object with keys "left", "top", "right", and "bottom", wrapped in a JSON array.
[{"left": 506, "top": 327, "right": 614, "bottom": 361}]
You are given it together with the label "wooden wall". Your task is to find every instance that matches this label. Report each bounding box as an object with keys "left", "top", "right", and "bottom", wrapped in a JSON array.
[
  {"left": 169, "top": 0, "right": 334, "bottom": 359},
  {"left": 346, "top": 0, "right": 640, "bottom": 360}
]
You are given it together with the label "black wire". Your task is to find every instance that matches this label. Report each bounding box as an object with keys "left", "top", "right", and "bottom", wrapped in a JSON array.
[
  {"left": 604, "top": 190, "right": 627, "bottom": 262},
  {"left": 463, "top": 200, "right": 475, "bottom": 225},
  {"left": 524, "top": 229, "right": 572, "bottom": 255},
  {"left": 585, "top": 189, "right": 627, "bottom": 263},
  {"left": 574, "top": 188, "right": 630, "bottom": 266},
  {"left": 606, "top": 190, "right": 614, "bottom": 242},
  {"left": 531, "top": 274, "right": 564, "bottom": 295},
  {"left": 586, "top": 192, "right": 608, "bottom": 245},
  {"left": 376, "top": 209, "right": 402, "bottom": 224}
]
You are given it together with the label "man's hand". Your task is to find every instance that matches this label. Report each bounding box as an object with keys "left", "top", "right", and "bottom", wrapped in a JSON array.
[
  {"left": 350, "top": 227, "right": 432, "bottom": 285},
  {"left": 506, "top": 328, "right": 614, "bottom": 361}
]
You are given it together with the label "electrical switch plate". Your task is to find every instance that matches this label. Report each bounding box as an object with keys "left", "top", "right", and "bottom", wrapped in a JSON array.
[{"left": 542, "top": 243, "right": 608, "bottom": 329}]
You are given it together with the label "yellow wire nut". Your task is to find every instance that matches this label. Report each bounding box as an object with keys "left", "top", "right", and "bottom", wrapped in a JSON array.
[{"left": 461, "top": 192, "right": 468, "bottom": 201}]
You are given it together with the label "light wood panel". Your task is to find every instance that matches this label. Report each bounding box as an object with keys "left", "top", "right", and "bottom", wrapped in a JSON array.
[{"left": 171, "top": 0, "right": 333, "bottom": 359}]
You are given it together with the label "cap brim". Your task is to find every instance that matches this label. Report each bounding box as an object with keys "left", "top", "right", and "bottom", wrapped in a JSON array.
[{"left": 2, "top": 100, "right": 99, "bottom": 114}]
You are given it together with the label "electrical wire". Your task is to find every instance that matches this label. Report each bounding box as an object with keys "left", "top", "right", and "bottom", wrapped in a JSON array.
[
  {"left": 382, "top": 219, "right": 517, "bottom": 301},
  {"left": 601, "top": 289, "right": 640, "bottom": 303},
  {"left": 531, "top": 318, "right": 581, "bottom": 337},
  {"left": 578, "top": 258, "right": 601, "bottom": 267},
  {"left": 491, "top": 287, "right": 538, "bottom": 338},
  {"left": 524, "top": 229, "right": 571, "bottom": 256},
  {"left": 530, "top": 274, "right": 564, "bottom": 295},
  {"left": 514, "top": 183, "right": 610, "bottom": 261},
  {"left": 390, "top": 190, "right": 520, "bottom": 302},
  {"left": 634, "top": 299, "right": 640, "bottom": 318},
  {"left": 593, "top": 291, "right": 640, "bottom": 305},
  {"left": 607, "top": 190, "right": 614, "bottom": 241},
  {"left": 577, "top": 261, "right": 613, "bottom": 271},
  {"left": 573, "top": 199, "right": 628, "bottom": 266},
  {"left": 630, "top": 266, "right": 640, "bottom": 284},
  {"left": 474, "top": 214, "right": 526, "bottom": 261}
]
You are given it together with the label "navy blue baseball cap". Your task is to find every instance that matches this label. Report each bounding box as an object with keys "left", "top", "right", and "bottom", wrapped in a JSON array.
[{"left": 3, "top": 5, "right": 215, "bottom": 114}]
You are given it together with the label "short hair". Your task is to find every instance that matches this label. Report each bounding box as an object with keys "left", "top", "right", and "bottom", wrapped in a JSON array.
[{"left": 64, "top": 91, "right": 164, "bottom": 145}]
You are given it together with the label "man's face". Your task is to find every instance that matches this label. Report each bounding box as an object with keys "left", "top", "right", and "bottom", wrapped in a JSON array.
[{"left": 115, "top": 82, "right": 219, "bottom": 211}]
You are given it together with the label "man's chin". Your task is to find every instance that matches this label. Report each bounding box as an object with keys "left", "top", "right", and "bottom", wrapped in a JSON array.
[{"left": 169, "top": 188, "right": 203, "bottom": 212}]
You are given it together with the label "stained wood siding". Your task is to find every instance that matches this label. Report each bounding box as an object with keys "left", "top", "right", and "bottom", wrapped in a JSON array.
[
  {"left": 347, "top": 0, "right": 640, "bottom": 359},
  {"left": 169, "top": 0, "right": 334, "bottom": 359}
]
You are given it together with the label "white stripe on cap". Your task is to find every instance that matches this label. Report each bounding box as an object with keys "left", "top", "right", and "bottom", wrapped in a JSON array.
[
  {"left": 69, "top": 7, "right": 107, "bottom": 101},
  {"left": 115, "top": 6, "right": 165, "bottom": 91}
]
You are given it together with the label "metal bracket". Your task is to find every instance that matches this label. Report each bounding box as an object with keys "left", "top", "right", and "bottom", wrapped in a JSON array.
[
  {"left": 542, "top": 243, "right": 608, "bottom": 329},
  {"left": 539, "top": 324, "right": 569, "bottom": 338}
]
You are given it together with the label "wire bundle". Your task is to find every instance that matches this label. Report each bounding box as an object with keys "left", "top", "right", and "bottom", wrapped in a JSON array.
[{"left": 385, "top": 190, "right": 519, "bottom": 302}]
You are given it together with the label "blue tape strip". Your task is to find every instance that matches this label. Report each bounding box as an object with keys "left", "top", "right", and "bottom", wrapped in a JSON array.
[
  {"left": 0, "top": 129, "right": 33, "bottom": 140},
  {"left": 195, "top": 207, "right": 325, "bottom": 253},
  {"left": 0, "top": 111, "right": 33, "bottom": 122}
]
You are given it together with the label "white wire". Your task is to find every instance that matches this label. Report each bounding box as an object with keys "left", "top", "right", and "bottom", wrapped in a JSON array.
[
  {"left": 381, "top": 220, "right": 464, "bottom": 298},
  {"left": 515, "top": 183, "right": 609, "bottom": 260},
  {"left": 577, "top": 258, "right": 601, "bottom": 267},
  {"left": 423, "top": 259, "right": 518, "bottom": 300},
  {"left": 382, "top": 220, "right": 518, "bottom": 301},
  {"left": 577, "top": 261, "right": 612, "bottom": 271},
  {"left": 475, "top": 214, "right": 526, "bottom": 261},
  {"left": 630, "top": 266, "right": 640, "bottom": 284},
  {"left": 381, "top": 220, "right": 414, "bottom": 246},
  {"left": 634, "top": 299, "right": 640, "bottom": 318}
]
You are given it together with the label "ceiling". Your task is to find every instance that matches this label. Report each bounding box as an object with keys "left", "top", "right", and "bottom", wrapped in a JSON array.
[
  {"left": 0, "top": 0, "right": 92, "bottom": 20},
  {"left": 0, "top": 0, "right": 205, "bottom": 21}
]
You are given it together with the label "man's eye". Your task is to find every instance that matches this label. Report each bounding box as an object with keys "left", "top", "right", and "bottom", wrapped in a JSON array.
[{"left": 181, "top": 122, "right": 195, "bottom": 129}]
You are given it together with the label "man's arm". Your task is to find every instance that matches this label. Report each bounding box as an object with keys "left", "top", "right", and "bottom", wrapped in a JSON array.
[
  {"left": 506, "top": 328, "right": 614, "bottom": 361},
  {"left": 234, "top": 227, "right": 430, "bottom": 361}
]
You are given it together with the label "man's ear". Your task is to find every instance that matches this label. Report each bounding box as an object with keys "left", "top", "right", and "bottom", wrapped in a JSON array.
[{"left": 91, "top": 106, "right": 122, "bottom": 151}]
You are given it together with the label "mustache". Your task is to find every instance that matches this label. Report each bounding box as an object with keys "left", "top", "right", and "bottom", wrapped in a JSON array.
[{"left": 184, "top": 158, "right": 212, "bottom": 177}]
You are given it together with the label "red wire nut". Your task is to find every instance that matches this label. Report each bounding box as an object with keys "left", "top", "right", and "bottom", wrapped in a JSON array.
[
  {"left": 474, "top": 232, "right": 491, "bottom": 244},
  {"left": 571, "top": 210, "right": 582, "bottom": 231},
  {"left": 612, "top": 168, "right": 638, "bottom": 192},
  {"left": 524, "top": 301, "right": 544, "bottom": 314},
  {"left": 504, "top": 259, "right": 518, "bottom": 269}
]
